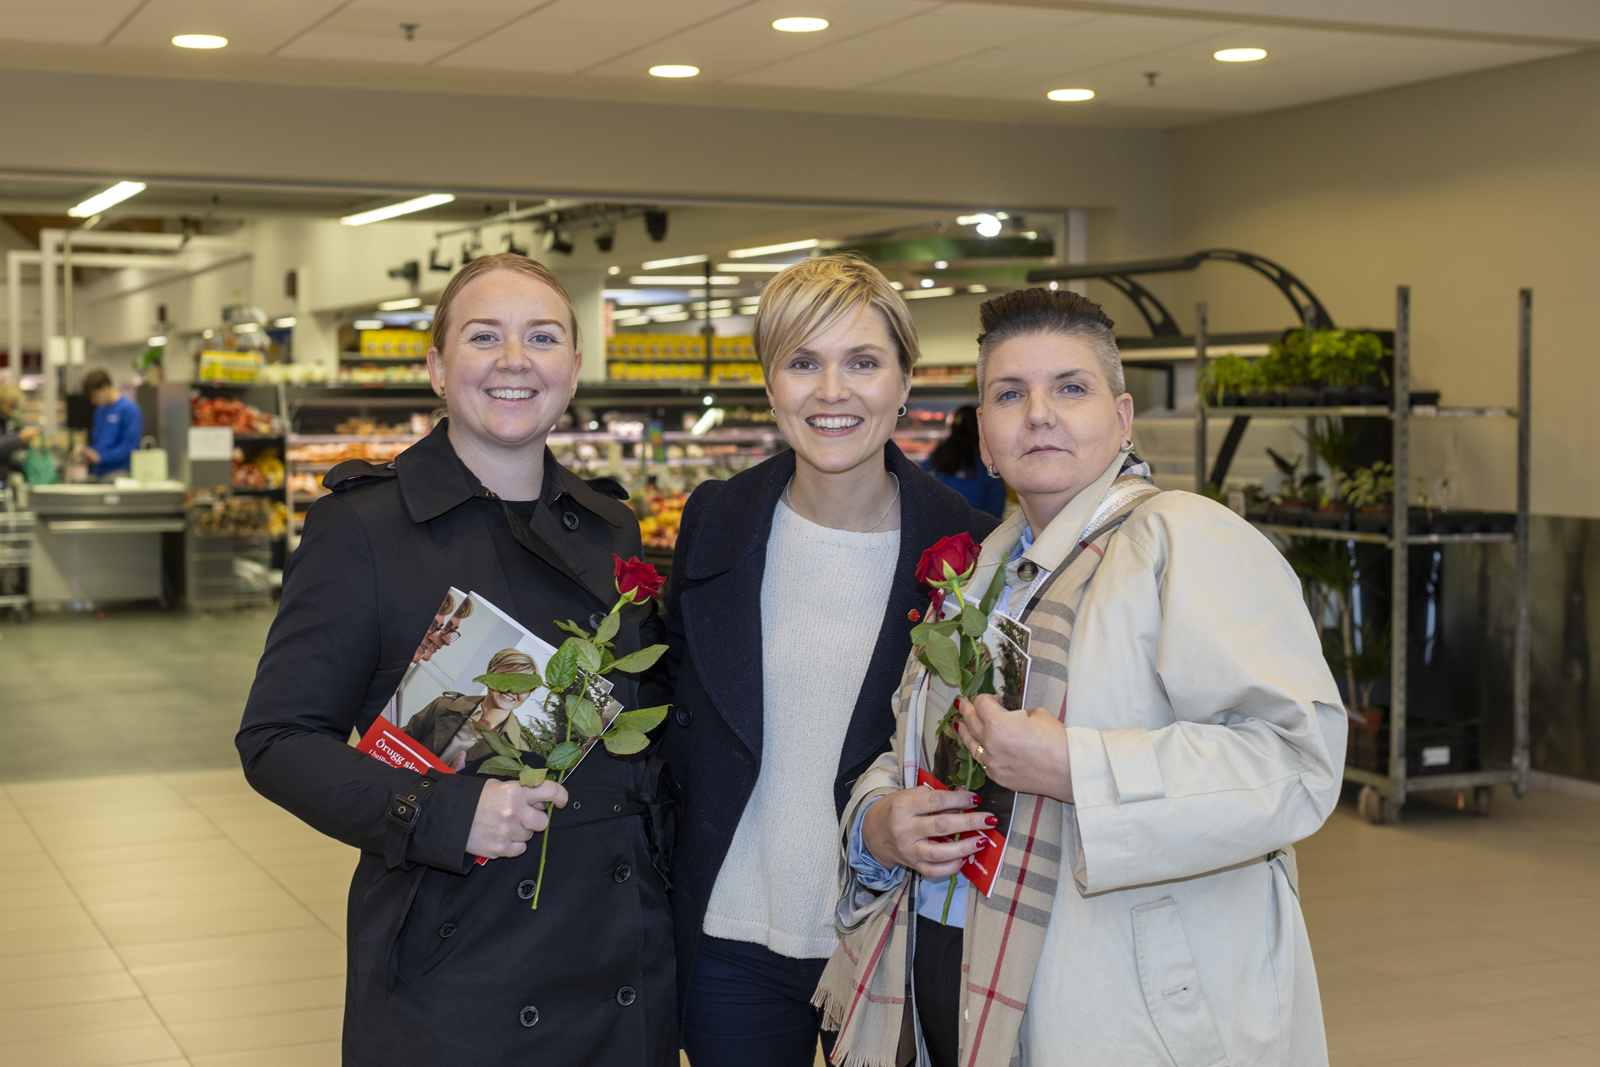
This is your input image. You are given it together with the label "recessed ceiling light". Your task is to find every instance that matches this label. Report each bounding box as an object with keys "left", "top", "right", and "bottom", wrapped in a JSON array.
[
  {"left": 172, "top": 34, "right": 227, "bottom": 49},
  {"left": 920, "top": 278, "right": 934, "bottom": 288},
  {"left": 642, "top": 254, "right": 708, "bottom": 269},
  {"left": 629, "top": 275, "right": 739, "bottom": 285},
  {"left": 773, "top": 17, "right": 828, "bottom": 32},
  {"left": 1047, "top": 88, "right": 1094, "bottom": 102},
  {"left": 1215, "top": 47, "right": 1266, "bottom": 62},
  {"left": 727, "top": 238, "right": 819, "bottom": 258},
  {"left": 68, "top": 181, "right": 146, "bottom": 218},
  {"left": 934, "top": 260, "right": 948, "bottom": 269},
  {"left": 649, "top": 65, "right": 700, "bottom": 78},
  {"left": 353, "top": 319, "right": 385, "bottom": 330},
  {"left": 378, "top": 298, "right": 422, "bottom": 311}
]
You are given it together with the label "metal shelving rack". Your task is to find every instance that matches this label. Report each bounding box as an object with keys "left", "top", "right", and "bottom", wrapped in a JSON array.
[{"left": 1193, "top": 286, "right": 1532, "bottom": 823}]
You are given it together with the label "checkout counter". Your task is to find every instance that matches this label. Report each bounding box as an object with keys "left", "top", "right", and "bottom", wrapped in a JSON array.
[{"left": 29, "top": 482, "right": 186, "bottom": 610}]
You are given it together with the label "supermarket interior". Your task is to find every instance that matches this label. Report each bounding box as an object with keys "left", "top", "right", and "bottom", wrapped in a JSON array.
[{"left": 2, "top": 2, "right": 1600, "bottom": 1066}]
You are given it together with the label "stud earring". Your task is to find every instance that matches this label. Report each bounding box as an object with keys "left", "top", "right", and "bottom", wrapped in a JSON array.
[
  {"left": 437, "top": 387, "right": 446, "bottom": 399},
  {"left": 897, "top": 405, "right": 908, "bottom": 417}
]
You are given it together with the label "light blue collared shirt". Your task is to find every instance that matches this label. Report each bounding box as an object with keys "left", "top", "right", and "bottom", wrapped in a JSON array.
[{"left": 846, "top": 525, "right": 1037, "bottom": 928}]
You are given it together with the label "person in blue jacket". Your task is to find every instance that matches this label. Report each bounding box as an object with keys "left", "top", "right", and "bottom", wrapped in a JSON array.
[
  {"left": 81, "top": 369, "right": 142, "bottom": 478},
  {"left": 922, "top": 404, "right": 1007, "bottom": 517}
]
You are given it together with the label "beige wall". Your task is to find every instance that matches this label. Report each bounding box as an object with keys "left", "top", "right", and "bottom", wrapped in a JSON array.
[{"left": 1171, "top": 50, "right": 1600, "bottom": 518}]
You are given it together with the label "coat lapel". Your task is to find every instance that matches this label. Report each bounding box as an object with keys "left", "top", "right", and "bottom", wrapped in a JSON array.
[{"left": 678, "top": 451, "right": 794, "bottom": 760}]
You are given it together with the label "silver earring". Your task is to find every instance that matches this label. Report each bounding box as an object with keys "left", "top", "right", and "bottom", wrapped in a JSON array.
[
  {"left": 770, "top": 407, "right": 777, "bottom": 417},
  {"left": 987, "top": 464, "right": 1000, "bottom": 479},
  {"left": 897, "top": 405, "right": 908, "bottom": 417}
]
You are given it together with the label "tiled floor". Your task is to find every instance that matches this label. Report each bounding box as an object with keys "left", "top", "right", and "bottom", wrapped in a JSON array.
[{"left": 2, "top": 610, "right": 1598, "bottom": 1066}]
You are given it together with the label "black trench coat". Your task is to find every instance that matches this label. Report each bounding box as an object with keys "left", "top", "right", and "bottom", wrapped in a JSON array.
[{"left": 236, "top": 422, "right": 676, "bottom": 1067}]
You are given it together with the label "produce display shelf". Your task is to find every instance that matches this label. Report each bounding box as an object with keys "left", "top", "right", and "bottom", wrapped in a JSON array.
[
  {"left": 1250, "top": 523, "right": 1515, "bottom": 546},
  {"left": 287, "top": 433, "right": 424, "bottom": 445}
]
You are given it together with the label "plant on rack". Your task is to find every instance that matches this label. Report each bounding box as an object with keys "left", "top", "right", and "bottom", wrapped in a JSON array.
[
  {"left": 1266, "top": 448, "right": 1326, "bottom": 507},
  {"left": 1323, "top": 619, "right": 1390, "bottom": 722},
  {"left": 1280, "top": 537, "right": 1362, "bottom": 713},
  {"left": 1337, "top": 461, "right": 1396, "bottom": 512},
  {"left": 1202, "top": 353, "right": 1262, "bottom": 405}
]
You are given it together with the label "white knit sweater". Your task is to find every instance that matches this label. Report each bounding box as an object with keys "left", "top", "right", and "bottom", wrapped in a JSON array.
[{"left": 702, "top": 497, "right": 900, "bottom": 959}]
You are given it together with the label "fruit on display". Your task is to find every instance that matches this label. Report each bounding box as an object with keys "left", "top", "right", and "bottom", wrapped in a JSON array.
[
  {"left": 632, "top": 490, "right": 687, "bottom": 548},
  {"left": 286, "top": 440, "right": 412, "bottom": 464},
  {"left": 192, "top": 395, "right": 281, "bottom": 435},
  {"left": 232, "top": 447, "right": 285, "bottom": 489}
]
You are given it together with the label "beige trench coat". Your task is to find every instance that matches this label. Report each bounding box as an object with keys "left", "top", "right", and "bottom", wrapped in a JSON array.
[{"left": 840, "top": 455, "right": 1346, "bottom": 1066}]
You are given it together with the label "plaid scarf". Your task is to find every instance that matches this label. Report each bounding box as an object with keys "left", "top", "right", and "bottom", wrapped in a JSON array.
[{"left": 816, "top": 466, "right": 1160, "bottom": 1067}]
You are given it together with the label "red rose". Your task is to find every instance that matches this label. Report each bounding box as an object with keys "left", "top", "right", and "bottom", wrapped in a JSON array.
[
  {"left": 915, "top": 533, "right": 982, "bottom": 589},
  {"left": 613, "top": 555, "right": 665, "bottom": 604}
]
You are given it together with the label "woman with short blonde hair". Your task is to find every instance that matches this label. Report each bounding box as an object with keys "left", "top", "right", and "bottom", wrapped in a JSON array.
[{"left": 662, "top": 253, "right": 999, "bottom": 1067}]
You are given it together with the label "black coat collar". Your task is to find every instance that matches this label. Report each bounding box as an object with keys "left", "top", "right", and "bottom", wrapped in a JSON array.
[
  {"left": 678, "top": 441, "right": 997, "bottom": 806},
  {"left": 396, "top": 419, "right": 623, "bottom": 528}
]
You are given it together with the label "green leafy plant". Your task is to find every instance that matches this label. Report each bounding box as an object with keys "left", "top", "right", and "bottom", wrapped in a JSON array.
[
  {"left": 1322, "top": 620, "right": 1390, "bottom": 710},
  {"left": 1266, "top": 448, "right": 1325, "bottom": 506},
  {"left": 1303, "top": 418, "right": 1360, "bottom": 478},
  {"left": 471, "top": 556, "right": 670, "bottom": 909},
  {"left": 1279, "top": 538, "right": 1362, "bottom": 709},
  {"left": 1202, "top": 353, "right": 1261, "bottom": 404},
  {"left": 1337, "top": 461, "right": 1395, "bottom": 510},
  {"left": 1263, "top": 328, "right": 1389, "bottom": 389}
]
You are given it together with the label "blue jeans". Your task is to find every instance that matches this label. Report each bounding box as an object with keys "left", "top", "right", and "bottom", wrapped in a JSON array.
[{"left": 682, "top": 935, "right": 835, "bottom": 1067}]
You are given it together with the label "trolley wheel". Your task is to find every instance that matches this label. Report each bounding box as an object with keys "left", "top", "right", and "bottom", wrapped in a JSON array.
[
  {"left": 1357, "top": 786, "right": 1403, "bottom": 825},
  {"left": 1473, "top": 785, "right": 1494, "bottom": 816}
]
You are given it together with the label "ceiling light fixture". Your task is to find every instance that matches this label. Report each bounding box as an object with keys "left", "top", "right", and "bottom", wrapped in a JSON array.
[
  {"left": 172, "top": 34, "right": 227, "bottom": 49},
  {"left": 716, "top": 262, "right": 788, "bottom": 272},
  {"left": 972, "top": 214, "right": 1004, "bottom": 237},
  {"left": 629, "top": 275, "right": 739, "bottom": 285},
  {"left": 353, "top": 319, "right": 385, "bottom": 330},
  {"left": 642, "top": 254, "right": 709, "bottom": 269},
  {"left": 920, "top": 278, "right": 934, "bottom": 288},
  {"left": 1214, "top": 47, "right": 1266, "bottom": 62},
  {"left": 272, "top": 317, "right": 297, "bottom": 328},
  {"left": 341, "top": 193, "right": 455, "bottom": 226},
  {"left": 649, "top": 65, "right": 699, "bottom": 78},
  {"left": 727, "top": 238, "right": 819, "bottom": 258},
  {"left": 968, "top": 284, "right": 988, "bottom": 294},
  {"left": 934, "top": 260, "right": 948, "bottom": 269},
  {"left": 904, "top": 287, "right": 955, "bottom": 300},
  {"left": 378, "top": 298, "right": 422, "bottom": 311},
  {"left": 773, "top": 17, "right": 828, "bottom": 32},
  {"left": 147, "top": 336, "right": 167, "bottom": 347},
  {"left": 608, "top": 266, "right": 621, "bottom": 275},
  {"left": 1047, "top": 88, "right": 1094, "bottom": 102},
  {"left": 68, "top": 181, "right": 146, "bottom": 218}
]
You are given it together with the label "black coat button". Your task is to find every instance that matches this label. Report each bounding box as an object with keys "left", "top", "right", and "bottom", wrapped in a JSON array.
[
  {"left": 674, "top": 707, "right": 693, "bottom": 727},
  {"left": 589, "top": 611, "right": 607, "bottom": 630},
  {"left": 438, "top": 922, "right": 457, "bottom": 938},
  {"left": 519, "top": 1005, "right": 539, "bottom": 1028},
  {"left": 616, "top": 986, "right": 637, "bottom": 1006},
  {"left": 613, "top": 863, "right": 632, "bottom": 883},
  {"left": 563, "top": 511, "right": 579, "bottom": 530},
  {"left": 517, "top": 879, "right": 536, "bottom": 900},
  {"left": 1017, "top": 560, "right": 1039, "bottom": 582}
]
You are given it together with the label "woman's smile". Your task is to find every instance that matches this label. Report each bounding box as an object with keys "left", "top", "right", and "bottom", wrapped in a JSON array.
[
  {"left": 485, "top": 386, "right": 538, "bottom": 401},
  {"left": 806, "top": 413, "right": 864, "bottom": 435}
]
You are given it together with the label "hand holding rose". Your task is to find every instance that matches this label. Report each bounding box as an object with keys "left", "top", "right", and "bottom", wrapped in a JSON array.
[{"left": 957, "top": 695, "right": 1074, "bottom": 804}]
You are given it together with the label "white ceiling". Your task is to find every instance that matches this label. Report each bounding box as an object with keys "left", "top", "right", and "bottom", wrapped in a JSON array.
[{"left": 0, "top": 0, "right": 1591, "bottom": 126}]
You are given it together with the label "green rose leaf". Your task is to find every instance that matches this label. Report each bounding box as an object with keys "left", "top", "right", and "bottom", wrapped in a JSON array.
[
  {"left": 475, "top": 725, "right": 520, "bottom": 760},
  {"left": 967, "top": 764, "right": 987, "bottom": 791},
  {"left": 479, "top": 755, "right": 525, "bottom": 777},
  {"left": 475, "top": 671, "right": 542, "bottom": 693},
  {"left": 519, "top": 766, "right": 548, "bottom": 788},
  {"left": 608, "top": 643, "right": 667, "bottom": 674},
  {"left": 546, "top": 741, "right": 584, "bottom": 770},
  {"left": 922, "top": 630, "right": 963, "bottom": 688},
  {"left": 543, "top": 643, "right": 579, "bottom": 692},
  {"left": 931, "top": 618, "right": 961, "bottom": 637},
  {"left": 568, "top": 637, "right": 603, "bottom": 674},
  {"left": 555, "top": 618, "right": 589, "bottom": 638},
  {"left": 910, "top": 621, "right": 938, "bottom": 646},
  {"left": 960, "top": 603, "right": 987, "bottom": 638},
  {"left": 609, "top": 706, "right": 669, "bottom": 734},
  {"left": 603, "top": 729, "right": 650, "bottom": 755},
  {"left": 570, "top": 698, "right": 605, "bottom": 738},
  {"left": 594, "top": 611, "right": 620, "bottom": 645},
  {"left": 978, "top": 563, "right": 1009, "bottom": 617}
]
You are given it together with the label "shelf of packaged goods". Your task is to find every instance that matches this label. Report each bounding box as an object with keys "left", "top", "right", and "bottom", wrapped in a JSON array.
[
  {"left": 1201, "top": 406, "right": 1514, "bottom": 419},
  {"left": 1249, "top": 522, "right": 1515, "bottom": 546},
  {"left": 230, "top": 485, "right": 286, "bottom": 496},
  {"left": 229, "top": 433, "right": 286, "bottom": 443},
  {"left": 287, "top": 434, "right": 424, "bottom": 445}
]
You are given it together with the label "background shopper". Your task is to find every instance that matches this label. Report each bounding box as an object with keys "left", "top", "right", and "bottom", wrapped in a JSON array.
[
  {"left": 923, "top": 404, "right": 1007, "bottom": 517},
  {"left": 80, "top": 368, "right": 141, "bottom": 478},
  {"left": 0, "top": 381, "right": 38, "bottom": 477},
  {"left": 662, "top": 254, "right": 998, "bottom": 1067},
  {"left": 237, "top": 254, "right": 677, "bottom": 1067}
]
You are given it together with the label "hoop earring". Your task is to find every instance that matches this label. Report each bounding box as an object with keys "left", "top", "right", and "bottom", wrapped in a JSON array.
[
  {"left": 770, "top": 408, "right": 777, "bottom": 417},
  {"left": 987, "top": 464, "right": 1001, "bottom": 480},
  {"left": 897, "top": 405, "right": 908, "bottom": 417}
]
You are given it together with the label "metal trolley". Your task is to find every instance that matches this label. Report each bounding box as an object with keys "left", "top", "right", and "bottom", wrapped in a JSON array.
[
  {"left": 1192, "top": 286, "right": 1532, "bottom": 823},
  {"left": 0, "top": 507, "right": 33, "bottom": 621}
]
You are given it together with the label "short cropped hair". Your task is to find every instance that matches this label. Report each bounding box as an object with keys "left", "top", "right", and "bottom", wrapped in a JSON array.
[
  {"left": 753, "top": 253, "right": 920, "bottom": 379},
  {"left": 975, "top": 288, "right": 1125, "bottom": 398},
  {"left": 81, "top": 369, "right": 113, "bottom": 395}
]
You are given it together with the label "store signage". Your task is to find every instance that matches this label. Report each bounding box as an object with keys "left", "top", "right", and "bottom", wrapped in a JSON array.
[{"left": 188, "top": 426, "right": 234, "bottom": 460}]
